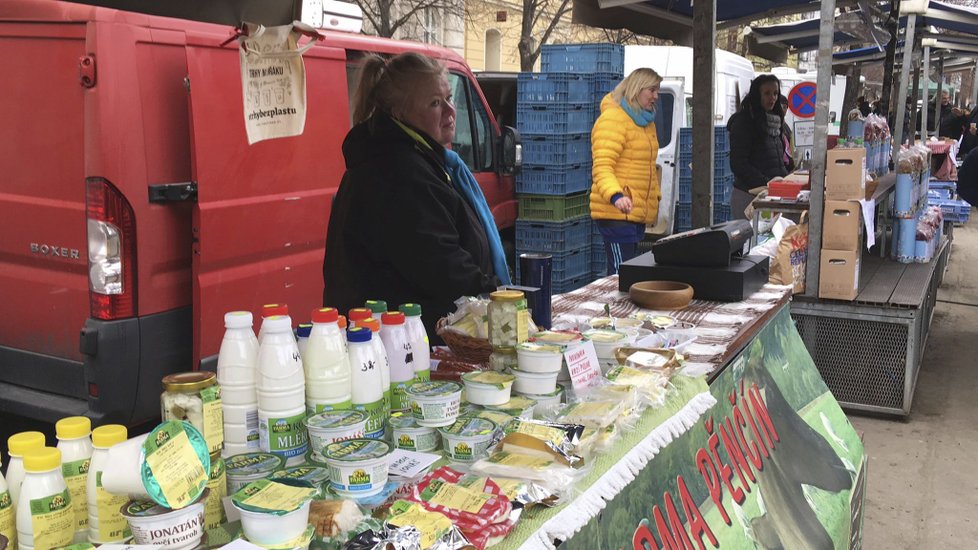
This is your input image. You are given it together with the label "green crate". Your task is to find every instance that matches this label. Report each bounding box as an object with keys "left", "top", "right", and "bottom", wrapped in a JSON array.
[{"left": 518, "top": 192, "right": 590, "bottom": 221}]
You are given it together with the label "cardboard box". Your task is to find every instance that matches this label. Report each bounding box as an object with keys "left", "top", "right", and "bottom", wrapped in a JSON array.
[
  {"left": 819, "top": 248, "right": 861, "bottom": 301},
  {"left": 822, "top": 200, "right": 863, "bottom": 251},
  {"left": 825, "top": 147, "right": 867, "bottom": 200}
]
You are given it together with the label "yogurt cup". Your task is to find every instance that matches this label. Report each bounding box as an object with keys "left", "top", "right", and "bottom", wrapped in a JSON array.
[
  {"left": 461, "top": 371, "right": 514, "bottom": 406},
  {"left": 389, "top": 415, "right": 440, "bottom": 452},
  {"left": 120, "top": 490, "right": 208, "bottom": 550},
  {"left": 532, "top": 330, "right": 584, "bottom": 345},
  {"left": 225, "top": 452, "right": 286, "bottom": 494},
  {"left": 438, "top": 417, "right": 496, "bottom": 463},
  {"left": 405, "top": 381, "right": 462, "bottom": 427},
  {"left": 246, "top": 524, "right": 315, "bottom": 550},
  {"left": 484, "top": 395, "right": 538, "bottom": 419},
  {"left": 511, "top": 368, "right": 560, "bottom": 395},
  {"left": 323, "top": 439, "right": 392, "bottom": 498},
  {"left": 515, "top": 384, "right": 565, "bottom": 412},
  {"left": 304, "top": 410, "right": 369, "bottom": 461},
  {"left": 140, "top": 420, "right": 211, "bottom": 509},
  {"left": 589, "top": 317, "right": 643, "bottom": 331},
  {"left": 515, "top": 342, "right": 564, "bottom": 373},
  {"left": 232, "top": 480, "right": 313, "bottom": 546},
  {"left": 583, "top": 329, "right": 630, "bottom": 365}
]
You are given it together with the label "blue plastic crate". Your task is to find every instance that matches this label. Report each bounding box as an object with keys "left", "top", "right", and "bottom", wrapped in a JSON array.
[
  {"left": 516, "top": 163, "right": 591, "bottom": 195},
  {"left": 677, "top": 150, "right": 731, "bottom": 170},
  {"left": 674, "top": 203, "right": 691, "bottom": 233},
  {"left": 677, "top": 176, "right": 692, "bottom": 203},
  {"left": 541, "top": 43, "right": 624, "bottom": 74},
  {"left": 517, "top": 104, "right": 592, "bottom": 135},
  {"left": 714, "top": 203, "right": 731, "bottom": 224},
  {"left": 592, "top": 73, "right": 621, "bottom": 99},
  {"left": 678, "top": 127, "right": 730, "bottom": 152},
  {"left": 929, "top": 181, "right": 956, "bottom": 199},
  {"left": 516, "top": 216, "right": 591, "bottom": 252},
  {"left": 591, "top": 221, "right": 603, "bottom": 247},
  {"left": 714, "top": 174, "right": 733, "bottom": 205},
  {"left": 714, "top": 154, "right": 732, "bottom": 179},
  {"left": 554, "top": 273, "right": 593, "bottom": 294},
  {"left": 515, "top": 246, "right": 590, "bottom": 281},
  {"left": 929, "top": 199, "right": 971, "bottom": 223},
  {"left": 520, "top": 133, "right": 591, "bottom": 166},
  {"left": 517, "top": 73, "right": 593, "bottom": 105},
  {"left": 591, "top": 261, "right": 607, "bottom": 279}
]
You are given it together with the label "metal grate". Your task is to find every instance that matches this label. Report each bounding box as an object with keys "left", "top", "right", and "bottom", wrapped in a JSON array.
[{"left": 793, "top": 314, "right": 908, "bottom": 411}]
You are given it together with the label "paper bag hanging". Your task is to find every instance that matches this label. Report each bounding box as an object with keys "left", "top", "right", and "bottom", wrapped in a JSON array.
[{"left": 237, "top": 21, "right": 322, "bottom": 145}]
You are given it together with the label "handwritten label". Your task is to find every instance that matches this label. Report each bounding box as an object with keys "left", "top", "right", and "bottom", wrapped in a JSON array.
[
  {"left": 566, "top": 341, "right": 602, "bottom": 390},
  {"left": 387, "top": 449, "right": 440, "bottom": 478}
]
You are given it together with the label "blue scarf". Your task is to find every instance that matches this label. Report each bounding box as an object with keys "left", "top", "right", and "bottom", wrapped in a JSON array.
[
  {"left": 620, "top": 99, "right": 656, "bottom": 127},
  {"left": 444, "top": 150, "right": 512, "bottom": 285}
]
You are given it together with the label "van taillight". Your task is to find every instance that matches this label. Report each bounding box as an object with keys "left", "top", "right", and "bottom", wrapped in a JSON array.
[{"left": 86, "top": 178, "right": 137, "bottom": 319}]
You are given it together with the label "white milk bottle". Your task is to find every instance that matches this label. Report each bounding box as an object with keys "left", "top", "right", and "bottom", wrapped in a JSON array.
[
  {"left": 380, "top": 311, "right": 416, "bottom": 411},
  {"left": 86, "top": 425, "right": 130, "bottom": 544},
  {"left": 16, "top": 447, "right": 74, "bottom": 550},
  {"left": 257, "top": 303, "right": 289, "bottom": 343},
  {"left": 347, "top": 327, "right": 386, "bottom": 439},
  {"left": 364, "top": 300, "right": 388, "bottom": 321},
  {"left": 217, "top": 311, "right": 261, "bottom": 457},
  {"left": 256, "top": 314, "right": 308, "bottom": 466},
  {"left": 55, "top": 417, "right": 92, "bottom": 543},
  {"left": 6, "top": 432, "right": 45, "bottom": 508},
  {"left": 399, "top": 303, "right": 431, "bottom": 381},
  {"left": 1, "top": 453, "right": 15, "bottom": 550},
  {"left": 357, "top": 318, "right": 391, "bottom": 421},
  {"left": 296, "top": 323, "right": 313, "bottom": 359},
  {"left": 304, "top": 307, "right": 352, "bottom": 413}
]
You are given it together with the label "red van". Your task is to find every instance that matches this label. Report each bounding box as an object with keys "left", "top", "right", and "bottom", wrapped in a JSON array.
[{"left": 0, "top": 0, "right": 519, "bottom": 425}]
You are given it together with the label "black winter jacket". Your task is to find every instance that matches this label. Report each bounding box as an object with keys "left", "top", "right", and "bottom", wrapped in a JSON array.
[
  {"left": 323, "top": 113, "right": 499, "bottom": 342},
  {"left": 727, "top": 110, "right": 791, "bottom": 192}
]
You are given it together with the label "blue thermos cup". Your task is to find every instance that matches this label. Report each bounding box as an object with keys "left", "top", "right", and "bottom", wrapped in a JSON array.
[{"left": 519, "top": 253, "right": 552, "bottom": 329}]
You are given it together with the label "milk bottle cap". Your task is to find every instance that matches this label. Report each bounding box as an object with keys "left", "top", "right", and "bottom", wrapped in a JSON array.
[
  {"left": 297, "top": 324, "right": 312, "bottom": 338},
  {"left": 347, "top": 327, "right": 372, "bottom": 343},
  {"left": 312, "top": 308, "right": 339, "bottom": 323},
  {"left": 348, "top": 308, "right": 372, "bottom": 323},
  {"left": 262, "top": 304, "right": 289, "bottom": 318},
  {"left": 338, "top": 315, "right": 348, "bottom": 329},
  {"left": 398, "top": 303, "right": 422, "bottom": 317},
  {"left": 364, "top": 300, "right": 388, "bottom": 316},
  {"left": 92, "top": 425, "right": 128, "bottom": 448},
  {"left": 225, "top": 311, "right": 254, "bottom": 328},
  {"left": 381, "top": 312, "right": 405, "bottom": 325},
  {"left": 24, "top": 447, "right": 61, "bottom": 472},
  {"left": 56, "top": 416, "right": 92, "bottom": 439},
  {"left": 8, "top": 431, "right": 46, "bottom": 456},
  {"left": 263, "top": 315, "right": 293, "bottom": 334},
  {"left": 358, "top": 318, "right": 380, "bottom": 333}
]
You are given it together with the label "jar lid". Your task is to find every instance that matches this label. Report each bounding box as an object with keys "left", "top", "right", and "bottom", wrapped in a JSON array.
[
  {"left": 56, "top": 416, "right": 91, "bottom": 439},
  {"left": 490, "top": 290, "right": 525, "bottom": 302},
  {"left": 162, "top": 371, "right": 217, "bottom": 392},
  {"left": 92, "top": 424, "right": 127, "bottom": 448}
]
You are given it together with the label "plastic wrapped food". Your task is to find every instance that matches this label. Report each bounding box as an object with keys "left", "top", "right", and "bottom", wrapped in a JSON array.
[
  {"left": 605, "top": 366, "right": 670, "bottom": 407},
  {"left": 470, "top": 449, "right": 579, "bottom": 500},
  {"left": 454, "top": 473, "right": 558, "bottom": 508},
  {"left": 502, "top": 418, "right": 584, "bottom": 462},
  {"left": 556, "top": 400, "right": 624, "bottom": 429}
]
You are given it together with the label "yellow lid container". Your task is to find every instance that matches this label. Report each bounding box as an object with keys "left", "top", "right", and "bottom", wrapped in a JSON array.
[
  {"left": 92, "top": 424, "right": 128, "bottom": 448},
  {"left": 56, "top": 416, "right": 92, "bottom": 439},
  {"left": 24, "top": 447, "right": 62, "bottom": 472},
  {"left": 8, "top": 431, "right": 46, "bottom": 456}
]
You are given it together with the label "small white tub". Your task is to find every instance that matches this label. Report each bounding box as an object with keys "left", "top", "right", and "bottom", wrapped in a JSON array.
[
  {"left": 389, "top": 415, "right": 440, "bottom": 452},
  {"left": 461, "top": 371, "right": 514, "bottom": 406},
  {"left": 511, "top": 368, "right": 560, "bottom": 395},
  {"left": 438, "top": 417, "right": 496, "bottom": 463},
  {"left": 405, "top": 381, "right": 462, "bottom": 427},
  {"left": 484, "top": 395, "right": 538, "bottom": 419},
  {"left": 237, "top": 501, "right": 311, "bottom": 546},
  {"left": 515, "top": 384, "right": 565, "bottom": 412},
  {"left": 304, "top": 410, "right": 368, "bottom": 461},
  {"left": 323, "top": 439, "right": 391, "bottom": 498},
  {"left": 515, "top": 342, "right": 564, "bottom": 373},
  {"left": 121, "top": 490, "right": 207, "bottom": 550},
  {"left": 583, "top": 329, "right": 629, "bottom": 363},
  {"left": 225, "top": 452, "right": 286, "bottom": 494}
]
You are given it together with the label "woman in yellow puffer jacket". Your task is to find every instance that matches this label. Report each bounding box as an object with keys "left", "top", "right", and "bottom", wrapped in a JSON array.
[{"left": 590, "top": 68, "right": 662, "bottom": 274}]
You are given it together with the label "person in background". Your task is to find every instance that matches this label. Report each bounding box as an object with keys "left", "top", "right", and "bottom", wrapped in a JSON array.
[
  {"left": 955, "top": 146, "right": 978, "bottom": 207},
  {"left": 727, "top": 74, "right": 793, "bottom": 218},
  {"left": 589, "top": 68, "right": 662, "bottom": 275},
  {"left": 323, "top": 52, "right": 504, "bottom": 342},
  {"left": 857, "top": 95, "right": 872, "bottom": 118}
]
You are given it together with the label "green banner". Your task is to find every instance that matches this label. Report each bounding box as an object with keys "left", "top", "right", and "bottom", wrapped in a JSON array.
[{"left": 564, "top": 307, "right": 866, "bottom": 549}]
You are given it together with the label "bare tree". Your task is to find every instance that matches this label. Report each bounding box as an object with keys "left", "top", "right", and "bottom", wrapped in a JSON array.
[
  {"left": 518, "top": 0, "right": 573, "bottom": 71},
  {"left": 356, "top": 0, "right": 463, "bottom": 39}
]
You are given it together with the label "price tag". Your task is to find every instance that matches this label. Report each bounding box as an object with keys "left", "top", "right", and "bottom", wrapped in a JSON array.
[
  {"left": 566, "top": 341, "right": 602, "bottom": 390},
  {"left": 388, "top": 449, "right": 441, "bottom": 478}
]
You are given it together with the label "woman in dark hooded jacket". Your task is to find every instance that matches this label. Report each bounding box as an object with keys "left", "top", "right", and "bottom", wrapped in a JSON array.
[{"left": 727, "top": 74, "right": 794, "bottom": 218}]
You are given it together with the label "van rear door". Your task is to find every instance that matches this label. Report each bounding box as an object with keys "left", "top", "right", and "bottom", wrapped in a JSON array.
[
  {"left": 185, "top": 34, "right": 349, "bottom": 365},
  {"left": 650, "top": 79, "right": 684, "bottom": 236}
]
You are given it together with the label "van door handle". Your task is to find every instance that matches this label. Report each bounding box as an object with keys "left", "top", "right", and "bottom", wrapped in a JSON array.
[{"left": 149, "top": 182, "right": 198, "bottom": 203}]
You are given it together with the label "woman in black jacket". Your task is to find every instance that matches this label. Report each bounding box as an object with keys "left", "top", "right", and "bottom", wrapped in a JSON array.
[
  {"left": 727, "top": 74, "right": 793, "bottom": 218},
  {"left": 323, "top": 52, "right": 501, "bottom": 342}
]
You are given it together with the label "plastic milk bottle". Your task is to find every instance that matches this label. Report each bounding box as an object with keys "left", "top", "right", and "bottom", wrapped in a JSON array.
[
  {"left": 379, "top": 311, "right": 416, "bottom": 411},
  {"left": 257, "top": 303, "right": 289, "bottom": 343},
  {"left": 16, "top": 447, "right": 74, "bottom": 550},
  {"left": 0, "top": 453, "right": 15, "bottom": 550},
  {"left": 86, "top": 425, "right": 130, "bottom": 544},
  {"left": 256, "top": 315, "right": 309, "bottom": 466},
  {"left": 296, "top": 323, "right": 313, "bottom": 359},
  {"left": 54, "top": 417, "right": 91, "bottom": 543},
  {"left": 399, "top": 304, "right": 431, "bottom": 381},
  {"left": 347, "top": 327, "right": 386, "bottom": 439},
  {"left": 6, "top": 432, "right": 45, "bottom": 510},
  {"left": 217, "top": 311, "right": 261, "bottom": 456},
  {"left": 356, "top": 318, "right": 392, "bottom": 420},
  {"left": 304, "top": 307, "right": 352, "bottom": 413}
]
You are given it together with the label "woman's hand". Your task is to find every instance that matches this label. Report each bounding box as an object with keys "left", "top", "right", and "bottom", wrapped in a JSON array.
[{"left": 614, "top": 196, "right": 633, "bottom": 214}]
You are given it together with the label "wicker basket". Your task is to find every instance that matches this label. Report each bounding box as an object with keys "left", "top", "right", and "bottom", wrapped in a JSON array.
[{"left": 436, "top": 317, "right": 493, "bottom": 364}]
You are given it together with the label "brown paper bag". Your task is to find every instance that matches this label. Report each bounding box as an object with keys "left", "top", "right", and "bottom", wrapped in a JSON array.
[{"left": 769, "top": 213, "right": 808, "bottom": 293}]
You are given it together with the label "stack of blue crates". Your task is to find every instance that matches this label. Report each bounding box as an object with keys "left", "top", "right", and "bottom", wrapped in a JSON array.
[
  {"left": 515, "top": 44, "right": 624, "bottom": 292},
  {"left": 673, "top": 127, "right": 733, "bottom": 233}
]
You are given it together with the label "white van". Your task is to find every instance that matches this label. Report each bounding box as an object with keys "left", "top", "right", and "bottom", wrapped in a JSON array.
[{"left": 624, "top": 46, "right": 755, "bottom": 234}]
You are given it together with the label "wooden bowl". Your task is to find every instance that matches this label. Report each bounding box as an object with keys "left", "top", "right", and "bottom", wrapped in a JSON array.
[{"left": 629, "top": 281, "right": 694, "bottom": 310}]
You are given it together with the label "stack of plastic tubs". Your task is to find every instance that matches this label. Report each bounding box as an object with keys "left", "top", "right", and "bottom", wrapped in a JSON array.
[
  {"left": 514, "top": 44, "right": 623, "bottom": 292},
  {"left": 674, "top": 127, "right": 733, "bottom": 232},
  {"left": 892, "top": 167, "right": 931, "bottom": 263}
]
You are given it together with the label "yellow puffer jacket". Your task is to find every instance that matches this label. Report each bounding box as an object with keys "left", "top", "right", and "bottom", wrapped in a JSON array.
[{"left": 590, "top": 93, "right": 661, "bottom": 224}]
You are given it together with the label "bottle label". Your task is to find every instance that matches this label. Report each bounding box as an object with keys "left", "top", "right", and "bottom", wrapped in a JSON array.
[
  {"left": 95, "top": 472, "right": 131, "bottom": 542},
  {"left": 383, "top": 388, "right": 392, "bottom": 412},
  {"left": 62, "top": 457, "right": 90, "bottom": 533},
  {"left": 308, "top": 399, "right": 353, "bottom": 414},
  {"left": 390, "top": 381, "right": 411, "bottom": 411},
  {"left": 0, "top": 489, "right": 15, "bottom": 549},
  {"left": 353, "top": 398, "right": 387, "bottom": 439},
  {"left": 415, "top": 369, "right": 431, "bottom": 382},
  {"left": 259, "top": 412, "right": 310, "bottom": 459},
  {"left": 201, "top": 385, "right": 225, "bottom": 456},
  {"left": 29, "top": 488, "right": 74, "bottom": 550}
]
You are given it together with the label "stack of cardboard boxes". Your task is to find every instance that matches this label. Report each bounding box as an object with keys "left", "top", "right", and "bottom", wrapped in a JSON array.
[{"left": 820, "top": 147, "right": 868, "bottom": 301}]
